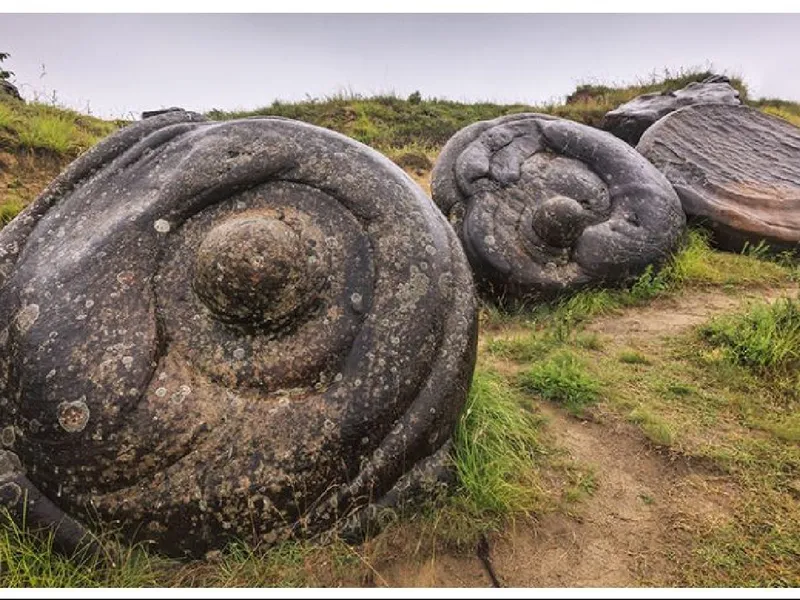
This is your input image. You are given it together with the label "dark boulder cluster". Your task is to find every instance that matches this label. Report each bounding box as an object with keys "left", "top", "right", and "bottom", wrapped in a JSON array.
[
  {"left": 431, "top": 78, "right": 800, "bottom": 305},
  {"left": 2, "top": 73, "right": 800, "bottom": 561}
]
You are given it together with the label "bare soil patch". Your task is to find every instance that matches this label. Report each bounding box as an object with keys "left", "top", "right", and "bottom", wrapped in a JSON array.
[
  {"left": 586, "top": 285, "right": 798, "bottom": 347},
  {"left": 367, "top": 285, "right": 795, "bottom": 587}
]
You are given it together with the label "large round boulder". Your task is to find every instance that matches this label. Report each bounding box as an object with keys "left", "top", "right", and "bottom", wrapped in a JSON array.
[
  {"left": 431, "top": 113, "right": 686, "bottom": 304},
  {"left": 637, "top": 104, "right": 800, "bottom": 252},
  {"left": 602, "top": 75, "right": 741, "bottom": 145},
  {"left": 0, "top": 111, "right": 478, "bottom": 558}
]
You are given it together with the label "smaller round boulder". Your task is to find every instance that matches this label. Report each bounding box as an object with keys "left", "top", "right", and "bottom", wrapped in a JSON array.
[{"left": 431, "top": 113, "right": 686, "bottom": 304}]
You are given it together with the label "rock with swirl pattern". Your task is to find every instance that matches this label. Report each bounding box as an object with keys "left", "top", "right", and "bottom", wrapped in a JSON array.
[
  {"left": 431, "top": 113, "right": 686, "bottom": 304},
  {"left": 0, "top": 111, "right": 478, "bottom": 558}
]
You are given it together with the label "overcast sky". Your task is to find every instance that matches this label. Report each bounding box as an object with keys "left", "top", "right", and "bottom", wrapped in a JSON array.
[{"left": 1, "top": 13, "right": 799, "bottom": 119}]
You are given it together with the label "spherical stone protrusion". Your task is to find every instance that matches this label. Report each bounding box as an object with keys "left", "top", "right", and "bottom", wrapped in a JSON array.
[
  {"left": 532, "top": 195, "right": 589, "bottom": 247},
  {"left": 192, "top": 214, "right": 327, "bottom": 328},
  {"left": 1, "top": 426, "right": 14, "bottom": 447},
  {"left": 0, "top": 481, "right": 23, "bottom": 506}
]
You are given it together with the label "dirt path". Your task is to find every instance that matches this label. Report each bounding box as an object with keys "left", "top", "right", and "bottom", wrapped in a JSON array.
[
  {"left": 586, "top": 284, "right": 797, "bottom": 347},
  {"left": 487, "top": 408, "right": 736, "bottom": 587},
  {"left": 376, "top": 407, "right": 736, "bottom": 588},
  {"left": 373, "top": 284, "right": 796, "bottom": 587}
]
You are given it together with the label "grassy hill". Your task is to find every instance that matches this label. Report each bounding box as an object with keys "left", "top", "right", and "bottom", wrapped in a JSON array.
[
  {"left": 0, "top": 100, "right": 118, "bottom": 224},
  {"left": 3, "top": 68, "right": 799, "bottom": 224},
  {"left": 1, "top": 70, "right": 800, "bottom": 588}
]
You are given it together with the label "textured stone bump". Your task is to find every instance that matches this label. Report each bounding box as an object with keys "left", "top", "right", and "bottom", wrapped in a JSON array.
[
  {"left": 637, "top": 103, "right": 800, "bottom": 252},
  {"left": 0, "top": 111, "right": 478, "bottom": 558},
  {"left": 431, "top": 113, "right": 686, "bottom": 303},
  {"left": 192, "top": 213, "right": 328, "bottom": 327},
  {"left": 602, "top": 75, "right": 742, "bottom": 145}
]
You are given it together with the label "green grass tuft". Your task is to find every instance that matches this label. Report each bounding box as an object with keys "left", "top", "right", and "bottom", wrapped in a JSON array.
[
  {"left": 618, "top": 349, "right": 652, "bottom": 365},
  {"left": 0, "top": 97, "right": 118, "bottom": 157},
  {"left": 16, "top": 114, "right": 82, "bottom": 154},
  {"left": 759, "top": 105, "right": 800, "bottom": 128},
  {"left": 627, "top": 407, "right": 676, "bottom": 446},
  {"left": 562, "top": 470, "right": 598, "bottom": 504},
  {"left": 0, "top": 513, "right": 172, "bottom": 587},
  {"left": 519, "top": 351, "right": 602, "bottom": 415},
  {"left": 0, "top": 199, "right": 24, "bottom": 225},
  {"left": 452, "top": 367, "right": 545, "bottom": 517},
  {"left": 574, "top": 332, "right": 604, "bottom": 351},
  {"left": 0, "top": 102, "right": 14, "bottom": 129},
  {"left": 664, "top": 229, "right": 793, "bottom": 288},
  {"left": 699, "top": 297, "right": 800, "bottom": 377},
  {"left": 484, "top": 332, "right": 556, "bottom": 363},
  {"left": 554, "top": 288, "right": 622, "bottom": 330}
]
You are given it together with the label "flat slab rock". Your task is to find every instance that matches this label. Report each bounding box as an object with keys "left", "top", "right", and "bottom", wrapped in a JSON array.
[
  {"left": 602, "top": 75, "right": 741, "bottom": 145},
  {"left": 0, "top": 111, "right": 478, "bottom": 558},
  {"left": 637, "top": 103, "right": 800, "bottom": 252},
  {"left": 431, "top": 113, "right": 685, "bottom": 304}
]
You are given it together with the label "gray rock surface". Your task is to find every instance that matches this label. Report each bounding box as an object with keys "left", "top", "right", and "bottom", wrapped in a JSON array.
[
  {"left": 431, "top": 113, "right": 686, "bottom": 304},
  {"left": 602, "top": 75, "right": 741, "bottom": 145},
  {"left": 0, "top": 110, "right": 478, "bottom": 558},
  {"left": 141, "top": 107, "right": 184, "bottom": 119},
  {"left": 637, "top": 103, "right": 800, "bottom": 252}
]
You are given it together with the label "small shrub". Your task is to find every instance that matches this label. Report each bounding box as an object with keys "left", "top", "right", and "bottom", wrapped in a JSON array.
[{"left": 629, "top": 264, "right": 670, "bottom": 301}]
